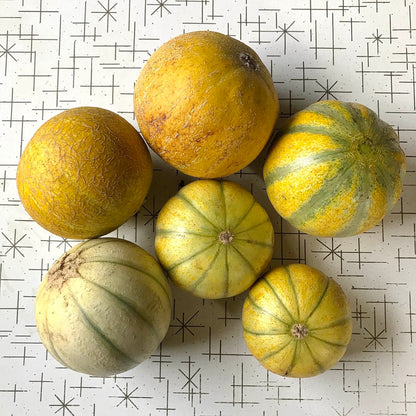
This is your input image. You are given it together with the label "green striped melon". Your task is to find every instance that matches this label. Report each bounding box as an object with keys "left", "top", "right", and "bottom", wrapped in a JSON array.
[
  {"left": 242, "top": 263, "right": 352, "bottom": 378},
  {"left": 264, "top": 100, "right": 406, "bottom": 237},
  {"left": 155, "top": 180, "right": 274, "bottom": 299},
  {"left": 35, "top": 238, "right": 173, "bottom": 376}
]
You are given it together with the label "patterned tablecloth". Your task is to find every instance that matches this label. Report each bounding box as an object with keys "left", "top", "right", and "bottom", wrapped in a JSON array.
[{"left": 1, "top": 1, "right": 416, "bottom": 415}]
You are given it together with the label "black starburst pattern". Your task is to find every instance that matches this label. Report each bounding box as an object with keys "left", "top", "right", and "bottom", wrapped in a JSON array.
[
  {"left": 150, "top": 0, "right": 180, "bottom": 17},
  {"left": 314, "top": 79, "right": 352, "bottom": 101},
  {"left": 50, "top": 381, "right": 79, "bottom": 416},
  {"left": 0, "top": 32, "right": 17, "bottom": 76},
  {"left": 275, "top": 21, "right": 303, "bottom": 54},
  {"left": 2, "top": 230, "right": 31, "bottom": 258},
  {"left": 170, "top": 310, "right": 204, "bottom": 342},
  {"left": 92, "top": 0, "right": 117, "bottom": 31},
  {"left": 109, "top": 383, "right": 152, "bottom": 409}
]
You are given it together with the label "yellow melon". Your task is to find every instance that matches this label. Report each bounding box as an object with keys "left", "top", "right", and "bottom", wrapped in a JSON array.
[
  {"left": 242, "top": 264, "right": 352, "bottom": 378},
  {"left": 16, "top": 107, "right": 153, "bottom": 239},
  {"left": 134, "top": 31, "right": 279, "bottom": 178},
  {"left": 155, "top": 179, "right": 274, "bottom": 299}
]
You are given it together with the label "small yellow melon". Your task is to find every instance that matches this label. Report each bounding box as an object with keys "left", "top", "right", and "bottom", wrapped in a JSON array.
[
  {"left": 16, "top": 107, "right": 153, "bottom": 239},
  {"left": 155, "top": 179, "right": 274, "bottom": 299},
  {"left": 134, "top": 31, "right": 279, "bottom": 178},
  {"left": 242, "top": 263, "right": 352, "bottom": 378}
]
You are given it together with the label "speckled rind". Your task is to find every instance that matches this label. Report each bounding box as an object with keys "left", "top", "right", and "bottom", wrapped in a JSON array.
[
  {"left": 242, "top": 264, "right": 352, "bottom": 378},
  {"left": 134, "top": 31, "right": 279, "bottom": 178},
  {"left": 16, "top": 107, "right": 153, "bottom": 239},
  {"left": 155, "top": 179, "right": 274, "bottom": 299},
  {"left": 263, "top": 100, "right": 406, "bottom": 237},
  {"left": 35, "top": 238, "right": 173, "bottom": 376}
]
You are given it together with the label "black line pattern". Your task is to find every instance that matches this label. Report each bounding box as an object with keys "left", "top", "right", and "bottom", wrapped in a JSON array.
[{"left": 1, "top": 0, "right": 416, "bottom": 415}]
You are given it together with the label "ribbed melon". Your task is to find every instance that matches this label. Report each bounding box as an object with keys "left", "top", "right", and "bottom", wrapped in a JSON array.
[
  {"left": 35, "top": 238, "right": 172, "bottom": 376},
  {"left": 264, "top": 100, "right": 406, "bottom": 237},
  {"left": 155, "top": 180, "right": 274, "bottom": 299},
  {"left": 242, "top": 263, "right": 352, "bottom": 378}
]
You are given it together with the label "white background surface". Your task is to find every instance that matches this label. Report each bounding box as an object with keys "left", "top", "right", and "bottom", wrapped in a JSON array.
[{"left": 1, "top": 1, "right": 416, "bottom": 415}]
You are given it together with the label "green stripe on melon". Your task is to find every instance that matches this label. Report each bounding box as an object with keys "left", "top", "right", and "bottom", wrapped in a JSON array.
[
  {"left": 155, "top": 179, "right": 274, "bottom": 299},
  {"left": 242, "top": 264, "right": 353, "bottom": 378},
  {"left": 263, "top": 100, "right": 406, "bottom": 237},
  {"left": 35, "top": 238, "right": 173, "bottom": 376}
]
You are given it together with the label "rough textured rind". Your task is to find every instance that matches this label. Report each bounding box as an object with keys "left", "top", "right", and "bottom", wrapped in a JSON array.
[
  {"left": 134, "top": 31, "right": 279, "bottom": 178},
  {"left": 35, "top": 238, "right": 173, "bottom": 376},
  {"left": 242, "top": 264, "right": 353, "bottom": 378},
  {"left": 155, "top": 179, "right": 274, "bottom": 299},
  {"left": 16, "top": 107, "right": 153, "bottom": 239},
  {"left": 263, "top": 100, "right": 406, "bottom": 237}
]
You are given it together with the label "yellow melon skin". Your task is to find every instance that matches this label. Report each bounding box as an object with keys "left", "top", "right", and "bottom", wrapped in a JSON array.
[
  {"left": 134, "top": 31, "right": 279, "bottom": 179},
  {"left": 242, "top": 264, "right": 352, "bottom": 378},
  {"left": 263, "top": 100, "right": 406, "bottom": 237},
  {"left": 155, "top": 180, "right": 274, "bottom": 299},
  {"left": 35, "top": 238, "right": 173, "bottom": 376},
  {"left": 16, "top": 107, "right": 153, "bottom": 239}
]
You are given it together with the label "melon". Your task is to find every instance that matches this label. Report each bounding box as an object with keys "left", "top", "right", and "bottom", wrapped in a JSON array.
[
  {"left": 35, "top": 238, "right": 172, "bottom": 376},
  {"left": 134, "top": 31, "right": 279, "bottom": 178},
  {"left": 155, "top": 179, "right": 274, "bottom": 299},
  {"left": 17, "top": 107, "right": 153, "bottom": 239},
  {"left": 264, "top": 100, "right": 406, "bottom": 237},
  {"left": 242, "top": 263, "right": 352, "bottom": 378}
]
